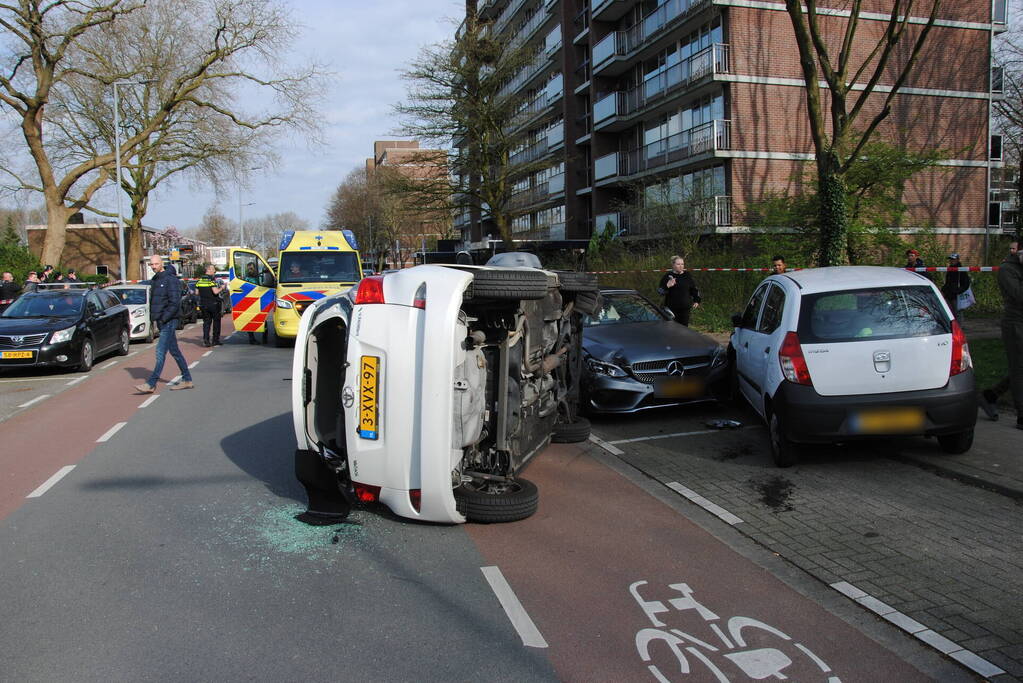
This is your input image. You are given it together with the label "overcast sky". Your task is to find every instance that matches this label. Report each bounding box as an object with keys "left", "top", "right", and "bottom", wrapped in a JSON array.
[{"left": 140, "top": 0, "right": 462, "bottom": 234}]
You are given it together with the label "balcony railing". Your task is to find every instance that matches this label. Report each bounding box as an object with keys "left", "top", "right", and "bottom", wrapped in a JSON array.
[
  {"left": 510, "top": 136, "right": 550, "bottom": 165},
  {"left": 593, "top": 0, "right": 713, "bottom": 68},
  {"left": 595, "top": 151, "right": 620, "bottom": 180},
  {"left": 549, "top": 172, "right": 565, "bottom": 194},
  {"left": 509, "top": 8, "right": 548, "bottom": 48},
  {"left": 623, "top": 120, "right": 730, "bottom": 175},
  {"left": 574, "top": 6, "right": 590, "bottom": 34},
  {"left": 495, "top": 0, "right": 529, "bottom": 34},
  {"left": 509, "top": 182, "right": 550, "bottom": 209},
  {"left": 627, "top": 196, "right": 732, "bottom": 237},
  {"left": 500, "top": 52, "right": 550, "bottom": 98},
  {"left": 547, "top": 122, "right": 564, "bottom": 147},
  {"left": 545, "top": 26, "right": 562, "bottom": 56}
]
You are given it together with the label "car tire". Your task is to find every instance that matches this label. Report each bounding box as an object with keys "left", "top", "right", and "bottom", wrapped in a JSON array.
[
  {"left": 455, "top": 477, "right": 539, "bottom": 523},
  {"left": 144, "top": 325, "right": 154, "bottom": 344},
  {"left": 937, "top": 429, "right": 974, "bottom": 455},
  {"left": 176, "top": 317, "right": 184, "bottom": 331},
  {"left": 552, "top": 416, "right": 591, "bottom": 443},
  {"left": 556, "top": 270, "right": 597, "bottom": 293},
  {"left": 769, "top": 412, "right": 798, "bottom": 468},
  {"left": 466, "top": 270, "right": 549, "bottom": 300},
  {"left": 571, "top": 291, "right": 601, "bottom": 316},
  {"left": 268, "top": 316, "right": 286, "bottom": 348},
  {"left": 117, "top": 328, "right": 130, "bottom": 356},
  {"left": 77, "top": 338, "right": 94, "bottom": 373}
]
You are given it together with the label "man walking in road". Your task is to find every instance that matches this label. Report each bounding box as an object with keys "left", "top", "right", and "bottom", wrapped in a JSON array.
[
  {"left": 657, "top": 255, "right": 701, "bottom": 326},
  {"left": 135, "top": 255, "right": 193, "bottom": 393},
  {"left": 196, "top": 264, "right": 224, "bottom": 347}
]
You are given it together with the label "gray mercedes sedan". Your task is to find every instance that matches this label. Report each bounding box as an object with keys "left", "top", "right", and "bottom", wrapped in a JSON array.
[{"left": 582, "top": 288, "right": 729, "bottom": 413}]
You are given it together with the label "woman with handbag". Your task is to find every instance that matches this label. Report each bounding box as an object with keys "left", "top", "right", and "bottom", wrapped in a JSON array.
[{"left": 941, "top": 253, "right": 972, "bottom": 326}]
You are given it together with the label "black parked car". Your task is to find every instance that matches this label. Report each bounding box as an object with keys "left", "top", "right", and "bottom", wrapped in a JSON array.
[
  {"left": 0, "top": 286, "right": 130, "bottom": 372},
  {"left": 581, "top": 288, "right": 729, "bottom": 413},
  {"left": 179, "top": 280, "right": 199, "bottom": 327}
]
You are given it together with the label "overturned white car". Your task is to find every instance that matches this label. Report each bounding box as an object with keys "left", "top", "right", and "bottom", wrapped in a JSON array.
[{"left": 292, "top": 259, "right": 599, "bottom": 524}]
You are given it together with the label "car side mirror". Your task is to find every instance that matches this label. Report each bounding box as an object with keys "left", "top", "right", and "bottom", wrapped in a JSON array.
[
  {"left": 260, "top": 272, "right": 276, "bottom": 288},
  {"left": 730, "top": 313, "right": 743, "bottom": 328},
  {"left": 662, "top": 307, "right": 675, "bottom": 320}
]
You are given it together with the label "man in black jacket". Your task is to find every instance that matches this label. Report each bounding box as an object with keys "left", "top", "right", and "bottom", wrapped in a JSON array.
[
  {"left": 0, "top": 271, "right": 20, "bottom": 313},
  {"left": 136, "top": 256, "right": 194, "bottom": 393},
  {"left": 657, "top": 255, "right": 701, "bottom": 326},
  {"left": 995, "top": 246, "right": 1023, "bottom": 429}
]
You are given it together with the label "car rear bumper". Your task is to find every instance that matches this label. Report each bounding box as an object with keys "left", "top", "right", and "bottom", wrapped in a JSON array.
[
  {"left": 584, "top": 364, "right": 728, "bottom": 413},
  {"left": 774, "top": 371, "right": 977, "bottom": 442}
]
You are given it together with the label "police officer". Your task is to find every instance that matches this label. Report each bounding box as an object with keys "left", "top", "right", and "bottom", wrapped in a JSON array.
[{"left": 196, "top": 264, "right": 224, "bottom": 347}]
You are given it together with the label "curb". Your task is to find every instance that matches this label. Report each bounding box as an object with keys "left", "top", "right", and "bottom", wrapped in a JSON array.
[{"left": 891, "top": 452, "right": 1023, "bottom": 502}]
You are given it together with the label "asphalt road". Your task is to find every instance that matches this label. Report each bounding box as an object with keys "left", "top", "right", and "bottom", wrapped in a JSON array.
[{"left": 0, "top": 322, "right": 975, "bottom": 681}]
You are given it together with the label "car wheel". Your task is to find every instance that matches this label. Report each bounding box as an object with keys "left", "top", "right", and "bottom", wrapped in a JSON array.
[
  {"left": 552, "top": 416, "right": 591, "bottom": 443},
  {"left": 937, "top": 429, "right": 974, "bottom": 454},
  {"left": 556, "top": 270, "right": 598, "bottom": 293},
  {"left": 466, "top": 270, "right": 548, "bottom": 300},
  {"left": 769, "top": 412, "right": 798, "bottom": 468},
  {"left": 77, "top": 338, "right": 94, "bottom": 372},
  {"left": 117, "top": 328, "right": 130, "bottom": 355},
  {"left": 176, "top": 317, "right": 184, "bottom": 331},
  {"left": 144, "top": 324, "right": 154, "bottom": 344},
  {"left": 268, "top": 316, "right": 286, "bottom": 347},
  {"left": 454, "top": 477, "right": 539, "bottom": 523},
  {"left": 571, "top": 291, "right": 601, "bottom": 316}
]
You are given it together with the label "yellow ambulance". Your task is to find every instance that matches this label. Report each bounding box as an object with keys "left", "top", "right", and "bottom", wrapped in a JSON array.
[{"left": 228, "top": 230, "right": 362, "bottom": 344}]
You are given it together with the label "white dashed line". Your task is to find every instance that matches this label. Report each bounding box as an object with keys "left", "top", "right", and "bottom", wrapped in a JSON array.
[
  {"left": 202, "top": 350, "right": 212, "bottom": 357},
  {"left": 588, "top": 433, "right": 624, "bottom": 455},
  {"left": 26, "top": 465, "right": 75, "bottom": 498},
  {"left": 481, "top": 566, "right": 548, "bottom": 648},
  {"left": 99, "top": 360, "right": 118, "bottom": 369},
  {"left": 171, "top": 375, "right": 181, "bottom": 383},
  {"left": 829, "top": 581, "right": 1005, "bottom": 678},
  {"left": 665, "top": 482, "right": 744, "bottom": 525},
  {"left": 96, "top": 422, "right": 127, "bottom": 443},
  {"left": 139, "top": 395, "right": 160, "bottom": 408},
  {"left": 126, "top": 350, "right": 139, "bottom": 358},
  {"left": 17, "top": 394, "right": 50, "bottom": 408},
  {"left": 0, "top": 377, "right": 59, "bottom": 383},
  {"left": 188, "top": 360, "right": 199, "bottom": 369},
  {"left": 65, "top": 376, "right": 86, "bottom": 386}
]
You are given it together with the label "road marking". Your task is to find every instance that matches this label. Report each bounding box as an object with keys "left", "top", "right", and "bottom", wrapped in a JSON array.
[
  {"left": 100, "top": 360, "right": 118, "bottom": 369},
  {"left": 480, "top": 566, "right": 548, "bottom": 648},
  {"left": 829, "top": 581, "right": 1005, "bottom": 678},
  {"left": 96, "top": 422, "right": 127, "bottom": 443},
  {"left": 65, "top": 376, "right": 86, "bottom": 386},
  {"left": 139, "top": 395, "right": 160, "bottom": 408},
  {"left": 610, "top": 426, "right": 760, "bottom": 444},
  {"left": 665, "top": 482, "right": 744, "bottom": 525},
  {"left": 589, "top": 433, "right": 624, "bottom": 455},
  {"left": 17, "top": 394, "right": 50, "bottom": 408},
  {"left": 188, "top": 360, "right": 199, "bottom": 369},
  {"left": 0, "top": 377, "right": 61, "bottom": 383},
  {"left": 126, "top": 350, "right": 139, "bottom": 358},
  {"left": 26, "top": 465, "right": 75, "bottom": 498},
  {"left": 202, "top": 350, "right": 212, "bottom": 357},
  {"left": 171, "top": 375, "right": 181, "bottom": 383}
]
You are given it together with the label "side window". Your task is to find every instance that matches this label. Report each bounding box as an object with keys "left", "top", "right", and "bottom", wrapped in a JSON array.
[
  {"left": 740, "top": 284, "right": 769, "bottom": 329},
  {"left": 757, "top": 285, "right": 786, "bottom": 334},
  {"left": 100, "top": 291, "right": 119, "bottom": 308},
  {"left": 233, "top": 252, "right": 259, "bottom": 283},
  {"left": 86, "top": 294, "right": 101, "bottom": 315}
]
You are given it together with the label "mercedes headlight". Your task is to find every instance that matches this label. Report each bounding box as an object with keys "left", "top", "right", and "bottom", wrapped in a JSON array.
[
  {"left": 275, "top": 298, "right": 294, "bottom": 309},
  {"left": 50, "top": 326, "right": 76, "bottom": 343},
  {"left": 711, "top": 345, "right": 727, "bottom": 367},
  {"left": 586, "top": 357, "right": 628, "bottom": 378}
]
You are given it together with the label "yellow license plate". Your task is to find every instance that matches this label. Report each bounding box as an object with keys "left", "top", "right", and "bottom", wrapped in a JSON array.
[
  {"left": 358, "top": 355, "right": 379, "bottom": 440},
  {"left": 1, "top": 350, "right": 34, "bottom": 359},
  {"left": 654, "top": 376, "right": 705, "bottom": 399},
  {"left": 852, "top": 407, "right": 925, "bottom": 434}
]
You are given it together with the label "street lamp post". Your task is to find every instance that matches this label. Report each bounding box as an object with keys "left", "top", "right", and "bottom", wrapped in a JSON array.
[{"left": 237, "top": 167, "right": 262, "bottom": 248}]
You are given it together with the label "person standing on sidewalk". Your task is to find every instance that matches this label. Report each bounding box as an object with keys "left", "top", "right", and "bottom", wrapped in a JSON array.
[
  {"left": 0, "top": 272, "right": 20, "bottom": 313},
  {"left": 941, "top": 253, "right": 971, "bottom": 326},
  {"left": 994, "top": 246, "right": 1023, "bottom": 429},
  {"left": 657, "top": 255, "right": 701, "bottom": 326},
  {"left": 136, "top": 256, "right": 193, "bottom": 393},
  {"left": 196, "top": 264, "right": 224, "bottom": 347}
]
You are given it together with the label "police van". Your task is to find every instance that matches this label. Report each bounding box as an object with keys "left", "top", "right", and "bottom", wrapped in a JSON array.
[{"left": 228, "top": 230, "right": 362, "bottom": 345}]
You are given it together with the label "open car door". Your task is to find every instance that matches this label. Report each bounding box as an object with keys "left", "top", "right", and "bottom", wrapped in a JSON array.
[{"left": 229, "top": 248, "right": 276, "bottom": 333}]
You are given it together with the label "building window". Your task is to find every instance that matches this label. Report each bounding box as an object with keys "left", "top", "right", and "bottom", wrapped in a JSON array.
[
  {"left": 994, "top": 0, "right": 1008, "bottom": 24},
  {"left": 992, "top": 66, "right": 1004, "bottom": 93},
  {"left": 96, "top": 265, "right": 109, "bottom": 276},
  {"left": 989, "top": 202, "right": 1002, "bottom": 227},
  {"left": 991, "top": 134, "right": 1003, "bottom": 161}
]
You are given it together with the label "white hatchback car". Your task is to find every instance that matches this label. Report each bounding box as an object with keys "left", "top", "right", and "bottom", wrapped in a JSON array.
[
  {"left": 107, "top": 285, "right": 157, "bottom": 343},
  {"left": 730, "top": 267, "right": 977, "bottom": 467},
  {"left": 291, "top": 262, "right": 598, "bottom": 524}
]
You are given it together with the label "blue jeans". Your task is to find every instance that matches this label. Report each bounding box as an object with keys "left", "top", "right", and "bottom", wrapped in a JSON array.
[{"left": 148, "top": 320, "right": 192, "bottom": 386}]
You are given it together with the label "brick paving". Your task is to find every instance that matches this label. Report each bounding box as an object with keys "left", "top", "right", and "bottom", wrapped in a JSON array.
[{"left": 598, "top": 424, "right": 1023, "bottom": 680}]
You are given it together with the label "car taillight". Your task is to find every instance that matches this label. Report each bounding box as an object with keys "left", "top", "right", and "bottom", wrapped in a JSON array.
[
  {"left": 353, "top": 482, "right": 380, "bottom": 502},
  {"left": 778, "top": 331, "right": 813, "bottom": 386},
  {"left": 354, "top": 276, "right": 385, "bottom": 305},
  {"left": 413, "top": 283, "right": 426, "bottom": 310},
  {"left": 950, "top": 320, "right": 972, "bottom": 376},
  {"left": 409, "top": 489, "right": 421, "bottom": 512}
]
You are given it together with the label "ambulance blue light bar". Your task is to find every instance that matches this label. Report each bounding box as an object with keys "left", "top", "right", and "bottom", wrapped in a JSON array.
[{"left": 342, "top": 230, "right": 359, "bottom": 251}]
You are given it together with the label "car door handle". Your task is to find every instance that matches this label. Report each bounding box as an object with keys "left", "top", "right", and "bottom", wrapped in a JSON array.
[
  {"left": 743, "top": 342, "right": 749, "bottom": 349},
  {"left": 764, "top": 347, "right": 771, "bottom": 354}
]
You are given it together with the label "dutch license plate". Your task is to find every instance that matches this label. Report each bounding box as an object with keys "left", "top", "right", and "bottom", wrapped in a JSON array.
[
  {"left": 851, "top": 407, "right": 925, "bottom": 434},
  {"left": 358, "top": 355, "right": 379, "bottom": 440},
  {"left": 1, "top": 350, "right": 34, "bottom": 359},
  {"left": 654, "top": 376, "right": 705, "bottom": 399}
]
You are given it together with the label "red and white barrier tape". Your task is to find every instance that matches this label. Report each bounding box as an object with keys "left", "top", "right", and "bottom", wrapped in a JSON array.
[{"left": 585, "top": 266, "right": 1001, "bottom": 274}]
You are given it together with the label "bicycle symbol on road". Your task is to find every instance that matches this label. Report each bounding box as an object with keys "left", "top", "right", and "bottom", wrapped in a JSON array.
[{"left": 630, "top": 581, "right": 841, "bottom": 682}]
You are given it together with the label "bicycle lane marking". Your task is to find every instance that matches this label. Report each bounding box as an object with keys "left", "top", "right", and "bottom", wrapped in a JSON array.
[
  {"left": 0, "top": 325, "right": 212, "bottom": 522},
  {"left": 465, "top": 444, "right": 931, "bottom": 682}
]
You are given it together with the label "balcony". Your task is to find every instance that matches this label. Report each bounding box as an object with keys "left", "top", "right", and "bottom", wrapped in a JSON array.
[
  {"left": 573, "top": 6, "right": 590, "bottom": 43},
  {"left": 591, "top": 0, "right": 631, "bottom": 22},
  {"left": 547, "top": 121, "right": 565, "bottom": 149},
  {"left": 509, "top": 182, "right": 549, "bottom": 209},
  {"left": 595, "top": 151, "right": 620, "bottom": 180},
  {"left": 593, "top": 0, "right": 713, "bottom": 73},
  {"left": 510, "top": 136, "right": 550, "bottom": 166},
  {"left": 500, "top": 52, "right": 552, "bottom": 98},
  {"left": 549, "top": 172, "right": 565, "bottom": 194},
  {"left": 594, "top": 44, "right": 729, "bottom": 130},
  {"left": 622, "top": 120, "right": 730, "bottom": 177},
  {"left": 545, "top": 26, "right": 562, "bottom": 57},
  {"left": 627, "top": 196, "right": 733, "bottom": 238},
  {"left": 509, "top": 8, "right": 550, "bottom": 48},
  {"left": 494, "top": 0, "right": 530, "bottom": 35}
]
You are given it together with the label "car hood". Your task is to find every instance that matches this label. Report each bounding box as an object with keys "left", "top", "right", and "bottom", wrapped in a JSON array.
[
  {"left": 583, "top": 320, "right": 719, "bottom": 363},
  {"left": 0, "top": 316, "right": 79, "bottom": 334}
]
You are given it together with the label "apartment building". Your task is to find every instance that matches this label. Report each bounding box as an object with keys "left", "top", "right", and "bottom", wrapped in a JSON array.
[{"left": 461, "top": 0, "right": 1007, "bottom": 257}]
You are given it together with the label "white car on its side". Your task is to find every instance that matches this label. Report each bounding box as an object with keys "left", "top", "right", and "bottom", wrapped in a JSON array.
[
  {"left": 107, "top": 285, "right": 157, "bottom": 343},
  {"left": 291, "top": 259, "right": 598, "bottom": 524},
  {"left": 729, "top": 267, "right": 977, "bottom": 467}
]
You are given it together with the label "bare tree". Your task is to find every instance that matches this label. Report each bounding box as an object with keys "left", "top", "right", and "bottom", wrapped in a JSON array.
[
  {"left": 784, "top": 0, "right": 942, "bottom": 265},
  {"left": 0, "top": 0, "right": 325, "bottom": 274},
  {"left": 194, "top": 205, "right": 235, "bottom": 246}
]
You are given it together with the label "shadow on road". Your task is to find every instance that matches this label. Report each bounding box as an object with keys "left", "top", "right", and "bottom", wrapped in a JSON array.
[{"left": 219, "top": 410, "right": 306, "bottom": 503}]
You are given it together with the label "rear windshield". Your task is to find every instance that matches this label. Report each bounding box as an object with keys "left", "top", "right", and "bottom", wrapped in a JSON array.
[
  {"left": 798, "top": 286, "right": 949, "bottom": 344},
  {"left": 112, "top": 289, "right": 147, "bottom": 305},
  {"left": 280, "top": 252, "right": 360, "bottom": 284}
]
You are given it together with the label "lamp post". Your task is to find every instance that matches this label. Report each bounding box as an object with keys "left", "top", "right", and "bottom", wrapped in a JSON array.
[{"left": 237, "top": 167, "right": 262, "bottom": 248}]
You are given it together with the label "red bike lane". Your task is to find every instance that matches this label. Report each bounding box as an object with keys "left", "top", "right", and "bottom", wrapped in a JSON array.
[
  {"left": 467, "top": 445, "right": 931, "bottom": 682},
  {"left": 0, "top": 323, "right": 218, "bottom": 522}
]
